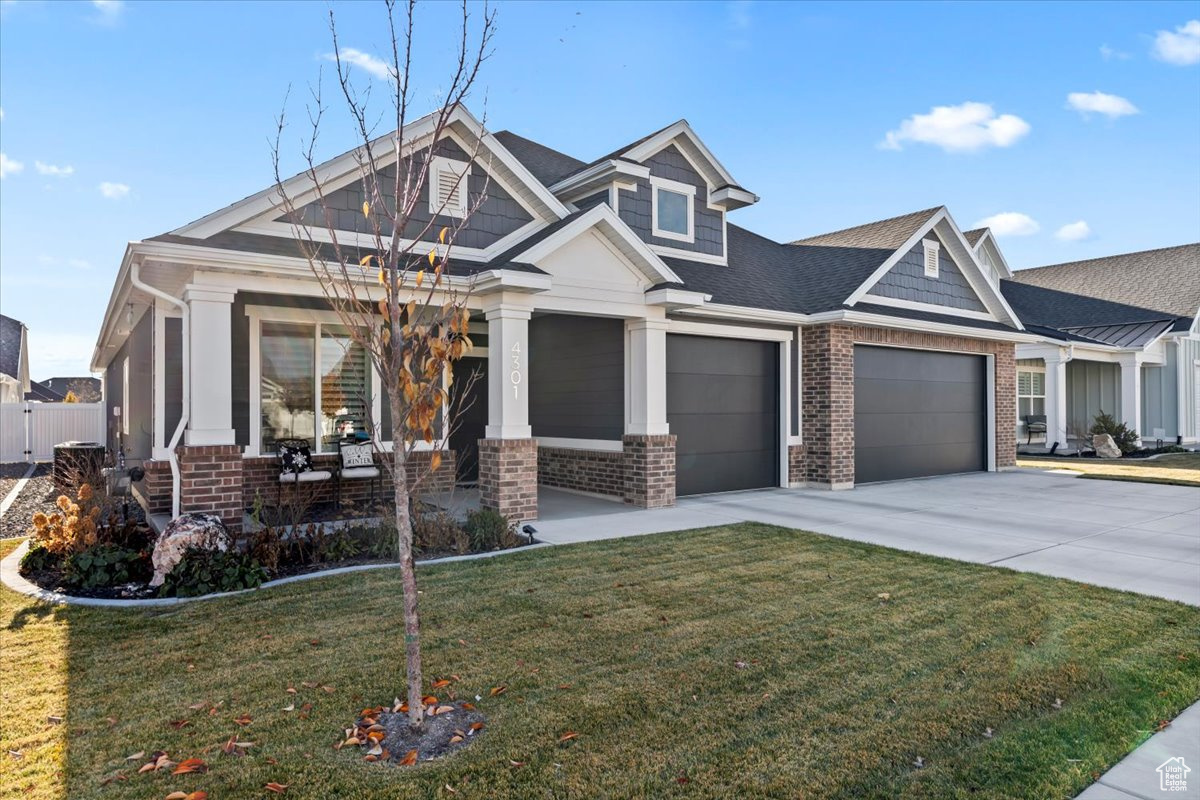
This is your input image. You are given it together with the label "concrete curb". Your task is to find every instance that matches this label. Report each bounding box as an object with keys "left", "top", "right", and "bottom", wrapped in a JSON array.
[{"left": 0, "top": 538, "right": 553, "bottom": 609}]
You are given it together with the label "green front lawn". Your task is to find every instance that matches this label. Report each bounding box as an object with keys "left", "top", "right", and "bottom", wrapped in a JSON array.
[{"left": 2, "top": 525, "right": 1198, "bottom": 799}]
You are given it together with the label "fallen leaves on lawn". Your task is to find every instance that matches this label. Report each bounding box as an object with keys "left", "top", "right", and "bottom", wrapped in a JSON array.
[
  {"left": 165, "top": 791, "right": 208, "bottom": 800},
  {"left": 221, "top": 736, "right": 254, "bottom": 757},
  {"left": 399, "top": 749, "right": 418, "bottom": 766},
  {"left": 281, "top": 703, "right": 295, "bottom": 713},
  {"left": 234, "top": 713, "right": 253, "bottom": 726},
  {"left": 877, "top": 592, "right": 891, "bottom": 602},
  {"left": 172, "top": 758, "right": 208, "bottom": 775},
  {"left": 169, "top": 719, "right": 190, "bottom": 730},
  {"left": 489, "top": 685, "right": 507, "bottom": 697},
  {"left": 47, "top": 715, "right": 63, "bottom": 725},
  {"left": 125, "top": 751, "right": 145, "bottom": 761},
  {"left": 557, "top": 731, "right": 579, "bottom": 743},
  {"left": 264, "top": 782, "right": 289, "bottom": 794},
  {"left": 138, "top": 752, "right": 176, "bottom": 774},
  {"left": 431, "top": 679, "right": 452, "bottom": 689},
  {"left": 509, "top": 760, "right": 526, "bottom": 768}
]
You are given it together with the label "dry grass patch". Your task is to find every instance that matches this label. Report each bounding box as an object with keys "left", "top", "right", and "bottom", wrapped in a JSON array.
[
  {"left": 1018, "top": 452, "right": 1200, "bottom": 487},
  {"left": 2, "top": 525, "right": 1198, "bottom": 799}
]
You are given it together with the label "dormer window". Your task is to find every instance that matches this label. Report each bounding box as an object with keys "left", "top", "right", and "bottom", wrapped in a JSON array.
[
  {"left": 429, "top": 156, "right": 469, "bottom": 218},
  {"left": 923, "top": 239, "right": 940, "bottom": 278},
  {"left": 650, "top": 176, "right": 695, "bottom": 243}
]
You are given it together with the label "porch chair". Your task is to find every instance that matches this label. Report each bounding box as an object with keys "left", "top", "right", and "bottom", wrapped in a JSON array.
[
  {"left": 336, "top": 439, "right": 381, "bottom": 509},
  {"left": 276, "top": 437, "right": 333, "bottom": 505},
  {"left": 1023, "top": 414, "right": 1047, "bottom": 445}
]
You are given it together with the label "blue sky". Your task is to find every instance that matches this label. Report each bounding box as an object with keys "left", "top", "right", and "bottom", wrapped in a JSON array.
[{"left": 1, "top": 0, "right": 1198, "bottom": 377}]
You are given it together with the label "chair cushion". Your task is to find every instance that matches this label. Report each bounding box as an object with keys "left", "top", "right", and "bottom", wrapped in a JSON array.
[
  {"left": 340, "top": 443, "right": 375, "bottom": 469},
  {"left": 278, "top": 442, "right": 314, "bottom": 477},
  {"left": 341, "top": 466, "right": 380, "bottom": 479},
  {"left": 279, "top": 469, "right": 333, "bottom": 483}
]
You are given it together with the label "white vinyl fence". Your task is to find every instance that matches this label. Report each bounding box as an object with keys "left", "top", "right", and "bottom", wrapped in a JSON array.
[{"left": 0, "top": 402, "right": 106, "bottom": 463}]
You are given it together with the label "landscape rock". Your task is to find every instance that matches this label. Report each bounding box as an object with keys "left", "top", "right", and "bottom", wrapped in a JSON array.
[
  {"left": 1093, "top": 433, "right": 1122, "bottom": 459},
  {"left": 150, "top": 513, "right": 230, "bottom": 586}
]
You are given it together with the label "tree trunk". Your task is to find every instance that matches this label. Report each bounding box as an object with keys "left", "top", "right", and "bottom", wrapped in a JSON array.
[{"left": 390, "top": 411, "right": 424, "bottom": 730}]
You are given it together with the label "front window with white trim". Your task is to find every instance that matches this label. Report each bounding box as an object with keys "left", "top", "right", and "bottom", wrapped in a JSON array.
[
  {"left": 428, "top": 156, "right": 469, "bottom": 219},
  {"left": 650, "top": 177, "right": 695, "bottom": 242},
  {"left": 1017, "top": 369, "right": 1045, "bottom": 420},
  {"left": 260, "top": 321, "right": 372, "bottom": 453}
]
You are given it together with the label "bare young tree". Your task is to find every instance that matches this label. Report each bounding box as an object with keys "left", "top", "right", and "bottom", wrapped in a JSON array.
[{"left": 271, "top": 0, "right": 495, "bottom": 730}]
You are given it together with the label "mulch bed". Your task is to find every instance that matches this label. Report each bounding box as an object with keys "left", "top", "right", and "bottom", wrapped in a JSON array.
[
  {"left": 345, "top": 701, "right": 487, "bottom": 765},
  {"left": 1026, "top": 447, "right": 1186, "bottom": 461},
  {"left": 0, "top": 464, "right": 56, "bottom": 539}
]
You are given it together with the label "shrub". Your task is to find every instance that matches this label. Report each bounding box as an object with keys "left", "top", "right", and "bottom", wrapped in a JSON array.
[
  {"left": 160, "top": 547, "right": 267, "bottom": 598},
  {"left": 413, "top": 511, "right": 468, "bottom": 555},
  {"left": 19, "top": 544, "right": 63, "bottom": 575},
  {"left": 1090, "top": 410, "right": 1139, "bottom": 454},
  {"left": 463, "top": 509, "right": 516, "bottom": 552},
  {"left": 31, "top": 484, "right": 101, "bottom": 555},
  {"left": 63, "top": 544, "right": 151, "bottom": 589}
]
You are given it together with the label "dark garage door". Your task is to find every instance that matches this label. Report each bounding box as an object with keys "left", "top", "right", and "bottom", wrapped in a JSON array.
[
  {"left": 854, "top": 345, "right": 986, "bottom": 483},
  {"left": 667, "top": 334, "right": 779, "bottom": 496}
]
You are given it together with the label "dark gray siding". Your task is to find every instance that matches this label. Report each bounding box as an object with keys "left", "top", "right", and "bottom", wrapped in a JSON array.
[
  {"left": 866, "top": 232, "right": 986, "bottom": 311},
  {"left": 282, "top": 138, "right": 533, "bottom": 250},
  {"left": 164, "top": 317, "right": 183, "bottom": 446},
  {"left": 617, "top": 145, "right": 723, "bottom": 257},
  {"left": 106, "top": 310, "right": 153, "bottom": 460},
  {"left": 529, "top": 314, "right": 624, "bottom": 439},
  {"left": 574, "top": 190, "right": 609, "bottom": 210}
]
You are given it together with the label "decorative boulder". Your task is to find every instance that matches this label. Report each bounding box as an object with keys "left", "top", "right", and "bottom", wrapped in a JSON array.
[
  {"left": 1093, "top": 433, "right": 1122, "bottom": 459},
  {"left": 150, "top": 513, "right": 230, "bottom": 587}
]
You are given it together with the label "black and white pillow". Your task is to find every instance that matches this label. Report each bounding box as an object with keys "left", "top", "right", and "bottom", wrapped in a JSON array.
[
  {"left": 341, "top": 443, "right": 374, "bottom": 469},
  {"left": 279, "top": 442, "right": 313, "bottom": 477}
]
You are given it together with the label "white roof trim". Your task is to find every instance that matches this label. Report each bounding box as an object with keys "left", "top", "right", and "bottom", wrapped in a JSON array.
[
  {"left": 171, "top": 106, "right": 569, "bottom": 241},
  {"left": 970, "top": 229, "right": 1013, "bottom": 279},
  {"left": 644, "top": 287, "right": 710, "bottom": 310},
  {"left": 507, "top": 204, "right": 682, "bottom": 286},
  {"left": 548, "top": 159, "right": 650, "bottom": 198},
  {"left": 844, "top": 208, "right": 1024, "bottom": 330},
  {"left": 621, "top": 120, "right": 744, "bottom": 194}
]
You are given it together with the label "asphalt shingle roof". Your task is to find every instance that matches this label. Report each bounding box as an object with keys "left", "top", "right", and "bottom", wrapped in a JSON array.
[
  {"left": 0, "top": 313, "right": 24, "bottom": 380},
  {"left": 789, "top": 206, "right": 942, "bottom": 249},
  {"left": 962, "top": 228, "right": 988, "bottom": 247},
  {"left": 999, "top": 279, "right": 1187, "bottom": 345},
  {"left": 1010, "top": 243, "right": 1200, "bottom": 319},
  {"left": 492, "top": 131, "right": 586, "bottom": 187}
]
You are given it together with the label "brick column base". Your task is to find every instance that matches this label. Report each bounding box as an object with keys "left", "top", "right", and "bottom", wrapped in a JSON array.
[
  {"left": 623, "top": 434, "right": 676, "bottom": 508},
  {"left": 788, "top": 444, "right": 805, "bottom": 487},
  {"left": 478, "top": 438, "right": 538, "bottom": 522},
  {"left": 177, "top": 444, "right": 243, "bottom": 537},
  {"left": 133, "top": 459, "right": 173, "bottom": 516}
]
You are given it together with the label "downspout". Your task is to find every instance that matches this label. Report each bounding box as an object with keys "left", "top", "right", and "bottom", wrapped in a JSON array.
[{"left": 129, "top": 261, "right": 189, "bottom": 519}]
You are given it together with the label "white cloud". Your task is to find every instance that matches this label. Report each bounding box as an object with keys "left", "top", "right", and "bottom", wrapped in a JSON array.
[
  {"left": 973, "top": 212, "right": 1040, "bottom": 238},
  {"left": 37, "top": 254, "right": 93, "bottom": 270},
  {"left": 880, "top": 102, "right": 1031, "bottom": 153},
  {"left": 91, "top": 0, "right": 123, "bottom": 19},
  {"left": 1100, "top": 44, "right": 1131, "bottom": 61},
  {"left": 0, "top": 152, "right": 23, "bottom": 178},
  {"left": 1055, "top": 221, "right": 1092, "bottom": 241},
  {"left": 1153, "top": 20, "right": 1200, "bottom": 65},
  {"left": 324, "top": 48, "right": 396, "bottom": 82},
  {"left": 34, "top": 160, "right": 75, "bottom": 177},
  {"left": 98, "top": 181, "right": 130, "bottom": 199},
  {"left": 1066, "top": 90, "right": 1139, "bottom": 118}
]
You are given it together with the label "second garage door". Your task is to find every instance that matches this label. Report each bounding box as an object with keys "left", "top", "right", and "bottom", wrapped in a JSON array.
[
  {"left": 854, "top": 345, "right": 987, "bottom": 484},
  {"left": 667, "top": 334, "right": 779, "bottom": 496}
]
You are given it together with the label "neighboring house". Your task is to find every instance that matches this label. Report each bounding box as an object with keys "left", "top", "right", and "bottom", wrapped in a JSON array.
[
  {"left": 42, "top": 376, "right": 102, "bottom": 403},
  {"left": 26, "top": 380, "right": 66, "bottom": 403},
  {"left": 1005, "top": 245, "right": 1200, "bottom": 447},
  {"left": 90, "top": 107, "right": 1049, "bottom": 529},
  {"left": 0, "top": 313, "right": 32, "bottom": 403}
]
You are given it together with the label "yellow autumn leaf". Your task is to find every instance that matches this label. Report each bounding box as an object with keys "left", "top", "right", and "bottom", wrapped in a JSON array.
[
  {"left": 439, "top": 226, "right": 448, "bottom": 244},
  {"left": 428, "top": 249, "right": 436, "bottom": 267},
  {"left": 415, "top": 270, "right": 425, "bottom": 288},
  {"left": 359, "top": 254, "right": 373, "bottom": 267},
  {"left": 430, "top": 451, "right": 442, "bottom": 471},
  {"left": 362, "top": 200, "right": 370, "bottom": 219},
  {"left": 378, "top": 269, "right": 385, "bottom": 285}
]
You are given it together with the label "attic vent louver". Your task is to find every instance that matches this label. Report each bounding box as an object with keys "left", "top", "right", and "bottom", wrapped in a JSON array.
[
  {"left": 429, "top": 156, "right": 468, "bottom": 219},
  {"left": 923, "top": 239, "right": 940, "bottom": 278}
]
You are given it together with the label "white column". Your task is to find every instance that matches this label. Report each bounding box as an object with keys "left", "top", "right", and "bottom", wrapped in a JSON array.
[
  {"left": 484, "top": 303, "right": 532, "bottom": 439},
  {"left": 626, "top": 319, "right": 670, "bottom": 435},
  {"left": 1118, "top": 353, "right": 1143, "bottom": 446},
  {"left": 183, "top": 285, "right": 237, "bottom": 446},
  {"left": 1044, "top": 354, "right": 1069, "bottom": 448}
]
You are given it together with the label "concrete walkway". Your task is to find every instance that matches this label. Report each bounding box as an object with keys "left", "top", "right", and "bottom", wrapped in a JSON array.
[{"left": 534, "top": 470, "right": 1200, "bottom": 605}]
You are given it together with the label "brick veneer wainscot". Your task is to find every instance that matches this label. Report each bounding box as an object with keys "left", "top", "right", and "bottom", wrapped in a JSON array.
[
  {"left": 478, "top": 438, "right": 538, "bottom": 521},
  {"left": 177, "top": 444, "right": 243, "bottom": 536},
  {"left": 133, "top": 459, "right": 172, "bottom": 515},
  {"left": 802, "top": 323, "right": 1017, "bottom": 488},
  {"left": 788, "top": 444, "right": 805, "bottom": 487},
  {"left": 538, "top": 446, "right": 624, "bottom": 498},
  {"left": 622, "top": 434, "right": 676, "bottom": 508}
]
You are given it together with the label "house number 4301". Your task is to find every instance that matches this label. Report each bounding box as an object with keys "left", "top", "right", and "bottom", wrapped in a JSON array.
[{"left": 510, "top": 341, "right": 522, "bottom": 398}]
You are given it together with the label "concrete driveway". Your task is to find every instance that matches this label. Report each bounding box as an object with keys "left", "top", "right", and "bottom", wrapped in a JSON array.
[{"left": 534, "top": 469, "right": 1200, "bottom": 605}]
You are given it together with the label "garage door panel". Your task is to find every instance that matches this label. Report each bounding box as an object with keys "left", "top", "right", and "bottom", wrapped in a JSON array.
[
  {"left": 854, "top": 346, "right": 986, "bottom": 483},
  {"left": 855, "top": 378, "right": 984, "bottom": 415},
  {"left": 666, "top": 373, "right": 776, "bottom": 415},
  {"left": 667, "top": 334, "right": 779, "bottom": 496}
]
